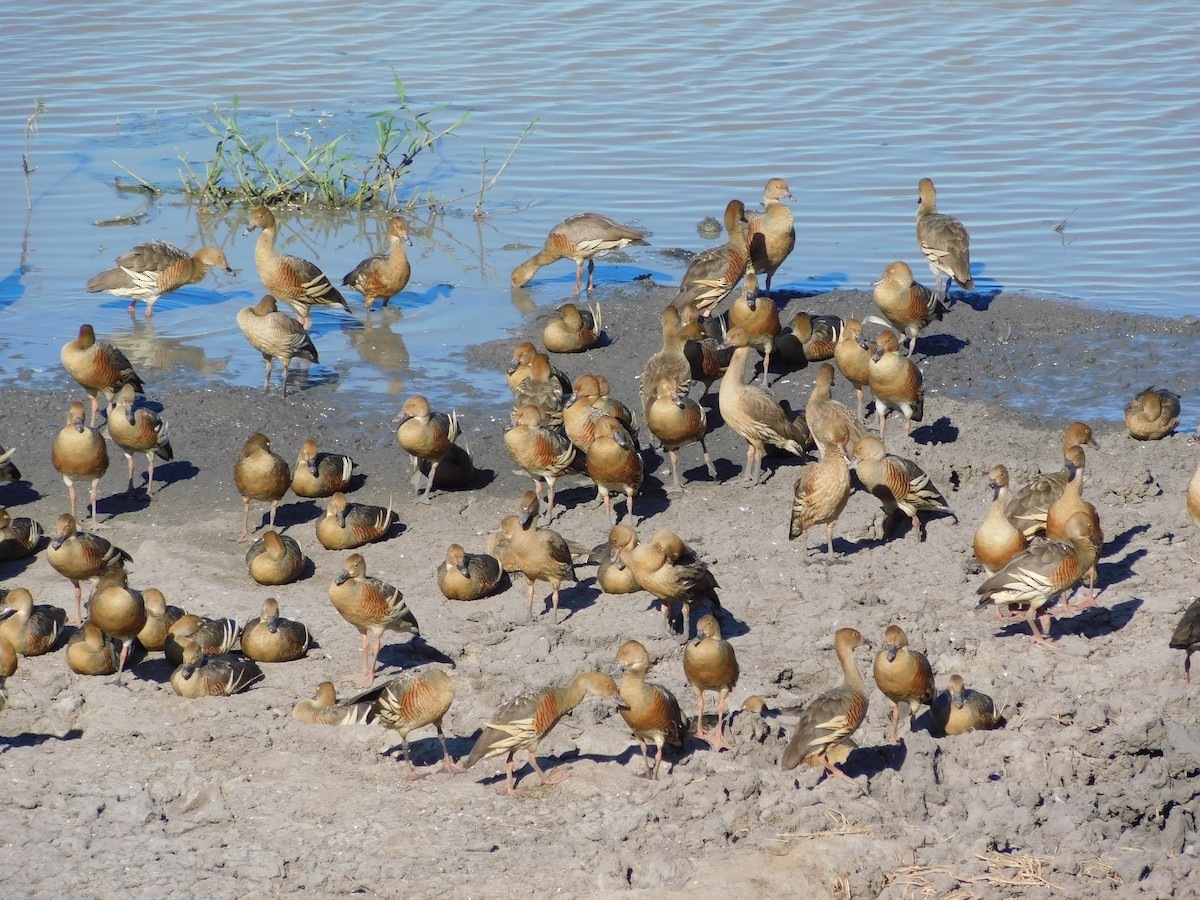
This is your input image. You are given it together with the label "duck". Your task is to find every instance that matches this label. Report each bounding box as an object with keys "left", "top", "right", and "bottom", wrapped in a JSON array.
[
  {"left": 1124, "top": 387, "right": 1181, "bottom": 441},
  {"left": 1044, "top": 445, "right": 1103, "bottom": 609},
  {"left": 678, "top": 301, "right": 728, "bottom": 396},
  {"left": 930, "top": 674, "right": 1001, "bottom": 736},
  {"left": 719, "top": 326, "right": 809, "bottom": 484},
  {"left": 245, "top": 530, "right": 307, "bottom": 586},
  {"left": 395, "top": 395, "right": 460, "bottom": 502},
  {"left": 639, "top": 305, "right": 693, "bottom": 422},
  {"left": 66, "top": 621, "right": 119, "bottom": 676},
  {"left": 833, "top": 319, "right": 873, "bottom": 422},
  {"left": 0, "top": 588, "right": 66, "bottom": 657},
  {"left": 511, "top": 212, "right": 648, "bottom": 293},
  {"left": 241, "top": 597, "right": 310, "bottom": 663},
  {"left": 776, "top": 311, "right": 844, "bottom": 366},
  {"left": 0, "top": 443, "right": 20, "bottom": 482},
  {"left": 236, "top": 294, "right": 320, "bottom": 396},
  {"left": 488, "top": 514, "right": 577, "bottom": 622},
  {"left": 136, "top": 588, "right": 186, "bottom": 652},
  {"left": 1004, "top": 421, "right": 1100, "bottom": 537},
  {"left": 292, "top": 681, "right": 377, "bottom": 725},
  {"left": 851, "top": 436, "right": 955, "bottom": 541},
  {"left": 646, "top": 374, "right": 715, "bottom": 492},
  {"left": 163, "top": 614, "right": 240, "bottom": 667},
  {"left": 805, "top": 363, "right": 868, "bottom": 459},
  {"left": 506, "top": 341, "right": 572, "bottom": 396},
  {"left": 868, "top": 260, "right": 950, "bottom": 357},
  {"left": 591, "top": 374, "right": 638, "bottom": 435},
  {"left": 511, "top": 352, "right": 567, "bottom": 426},
  {"left": 585, "top": 415, "right": 643, "bottom": 525},
  {"left": 744, "top": 177, "right": 795, "bottom": 297},
  {"left": 462, "top": 670, "right": 619, "bottom": 793},
  {"left": 616, "top": 527, "right": 721, "bottom": 637},
  {"left": 170, "top": 639, "right": 263, "bottom": 698},
  {"left": 0, "top": 634, "right": 17, "bottom": 713},
  {"left": 51, "top": 400, "right": 109, "bottom": 526},
  {"left": 916, "top": 177, "right": 974, "bottom": 302},
  {"left": 789, "top": 420, "right": 853, "bottom": 561},
  {"left": 616, "top": 640, "right": 689, "bottom": 779},
  {"left": 341, "top": 215, "right": 412, "bottom": 310},
  {"left": 727, "top": 282, "right": 782, "bottom": 385},
  {"left": 107, "top": 383, "right": 173, "bottom": 496},
  {"left": 291, "top": 438, "right": 353, "bottom": 499},
  {"left": 973, "top": 465, "right": 1028, "bottom": 575},
  {"left": 872, "top": 625, "right": 935, "bottom": 743},
  {"left": 868, "top": 329, "right": 924, "bottom": 439},
  {"left": 87, "top": 567, "right": 146, "bottom": 682},
  {"left": 330, "top": 553, "right": 419, "bottom": 687},
  {"left": 318, "top": 492, "right": 397, "bottom": 551},
  {"left": 436, "top": 544, "right": 503, "bottom": 601},
  {"left": 674, "top": 200, "right": 749, "bottom": 315},
  {"left": 976, "top": 511, "right": 1101, "bottom": 647},
  {"left": 244, "top": 206, "right": 350, "bottom": 328},
  {"left": 781, "top": 628, "right": 872, "bottom": 785},
  {"left": 415, "top": 442, "right": 475, "bottom": 492},
  {"left": 0, "top": 506, "right": 42, "bottom": 561},
  {"left": 504, "top": 404, "right": 581, "bottom": 523},
  {"left": 234, "top": 432, "right": 291, "bottom": 541},
  {"left": 682, "top": 613, "right": 739, "bottom": 751},
  {"left": 86, "top": 240, "right": 235, "bottom": 317},
  {"left": 361, "top": 668, "right": 461, "bottom": 778},
  {"left": 60, "top": 323, "right": 145, "bottom": 426},
  {"left": 542, "top": 302, "right": 602, "bottom": 353},
  {"left": 46, "top": 513, "right": 132, "bottom": 625},
  {"left": 484, "top": 490, "right": 542, "bottom": 572},
  {"left": 592, "top": 524, "right": 642, "bottom": 595},
  {"left": 563, "top": 375, "right": 609, "bottom": 453},
  {"left": 1169, "top": 598, "right": 1200, "bottom": 682}
]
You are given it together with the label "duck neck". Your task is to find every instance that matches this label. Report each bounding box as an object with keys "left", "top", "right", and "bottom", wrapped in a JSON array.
[
  {"left": 836, "top": 641, "right": 866, "bottom": 692},
  {"left": 722, "top": 346, "right": 751, "bottom": 390}
]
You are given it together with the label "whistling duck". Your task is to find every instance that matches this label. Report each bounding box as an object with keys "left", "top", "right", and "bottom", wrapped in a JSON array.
[
  {"left": 563, "top": 375, "right": 607, "bottom": 453},
  {"left": 678, "top": 301, "right": 727, "bottom": 396},
  {"left": 0, "top": 506, "right": 42, "bottom": 561},
  {"left": 1044, "top": 445, "right": 1103, "bottom": 609},
  {"left": 86, "top": 240, "right": 235, "bottom": 317},
  {"left": 745, "top": 177, "right": 795, "bottom": 297},
  {"left": 87, "top": 567, "right": 146, "bottom": 682},
  {"left": 108, "top": 383, "right": 173, "bottom": 496},
  {"left": 930, "top": 674, "right": 1001, "bottom": 736},
  {"left": 51, "top": 400, "right": 109, "bottom": 526},
  {"left": 361, "top": 668, "right": 461, "bottom": 778},
  {"left": 244, "top": 206, "right": 350, "bottom": 328},
  {"left": 868, "top": 260, "right": 949, "bottom": 357},
  {"left": 1170, "top": 598, "right": 1200, "bottom": 682},
  {"left": 776, "top": 311, "right": 843, "bottom": 366},
  {"left": 341, "top": 216, "right": 412, "bottom": 310},
  {"left": 973, "top": 465, "right": 1028, "bottom": 575},
  {"left": 292, "top": 681, "right": 377, "bottom": 725},
  {"left": 719, "top": 326, "right": 808, "bottom": 484},
  {"left": 61, "top": 324, "right": 145, "bottom": 425},
  {"left": 488, "top": 514, "right": 576, "bottom": 622},
  {"left": 977, "top": 511, "right": 1101, "bottom": 647},
  {"left": 170, "top": 639, "right": 263, "bottom": 698},
  {"left": 245, "top": 530, "right": 306, "bottom": 586},
  {"left": 0, "top": 588, "right": 65, "bottom": 657},
  {"left": 542, "top": 302, "right": 602, "bottom": 353},
  {"left": 674, "top": 200, "right": 749, "bottom": 315},
  {"left": 868, "top": 329, "right": 924, "bottom": 438},
  {"left": 136, "top": 588, "right": 185, "bottom": 652},
  {"left": 504, "top": 404, "right": 580, "bottom": 523},
  {"left": 616, "top": 527, "right": 721, "bottom": 637},
  {"left": 789, "top": 420, "right": 853, "bottom": 561},
  {"left": 163, "top": 614, "right": 240, "bottom": 666},
  {"left": 616, "top": 640, "right": 689, "bottom": 779},
  {"left": 330, "top": 553, "right": 419, "bottom": 687},
  {"left": 781, "top": 628, "right": 872, "bottom": 786},
  {"left": 833, "top": 319, "right": 872, "bottom": 422},
  {"left": 916, "top": 178, "right": 974, "bottom": 302},
  {"left": 46, "top": 513, "right": 131, "bottom": 624},
  {"left": 316, "top": 492, "right": 396, "bottom": 550},
  {"left": 1005, "top": 421, "right": 1100, "bottom": 537},
  {"left": 639, "top": 305, "right": 693, "bottom": 421},
  {"left": 593, "top": 524, "right": 642, "bottom": 595},
  {"left": 236, "top": 294, "right": 320, "bottom": 396},
  {"left": 851, "top": 436, "right": 955, "bottom": 540},
  {"left": 291, "top": 438, "right": 353, "bottom": 498},
  {"left": 436, "top": 544, "right": 503, "bottom": 601},
  {"left": 0, "top": 634, "right": 13, "bottom": 713},
  {"left": 484, "top": 490, "right": 542, "bottom": 572},
  {"left": 234, "top": 432, "right": 291, "bottom": 541},
  {"left": 585, "top": 415, "right": 643, "bottom": 525},
  {"left": 872, "top": 624, "right": 935, "bottom": 743},
  {"left": 511, "top": 213, "right": 647, "bottom": 293},
  {"left": 396, "top": 395, "right": 459, "bottom": 502},
  {"left": 0, "top": 443, "right": 20, "bottom": 482},
  {"left": 240, "top": 597, "right": 309, "bottom": 663},
  {"left": 511, "top": 352, "right": 567, "bottom": 426},
  {"left": 683, "top": 613, "right": 739, "bottom": 751},
  {"left": 727, "top": 284, "right": 782, "bottom": 385},
  {"left": 506, "top": 341, "right": 572, "bottom": 396},
  {"left": 647, "top": 374, "right": 715, "bottom": 491},
  {"left": 1124, "top": 387, "right": 1181, "bottom": 440},
  {"left": 463, "top": 670, "right": 619, "bottom": 793},
  {"left": 806, "top": 363, "right": 868, "bottom": 459},
  {"left": 66, "top": 621, "right": 119, "bottom": 676}
]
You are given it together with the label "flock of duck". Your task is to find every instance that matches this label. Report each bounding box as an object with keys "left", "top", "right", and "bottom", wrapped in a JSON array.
[{"left": 2, "top": 175, "right": 1199, "bottom": 793}]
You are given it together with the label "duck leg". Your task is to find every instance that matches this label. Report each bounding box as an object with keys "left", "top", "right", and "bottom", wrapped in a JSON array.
[
  {"left": 1027, "top": 607, "right": 1059, "bottom": 649},
  {"left": 667, "top": 449, "right": 683, "bottom": 493},
  {"left": 124, "top": 454, "right": 137, "bottom": 495},
  {"left": 528, "top": 752, "right": 568, "bottom": 787},
  {"left": 699, "top": 439, "right": 717, "bottom": 479},
  {"left": 239, "top": 497, "right": 254, "bottom": 541},
  {"left": 89, "top": 478, "right": 102, "bottom": 528},
  {"left": 436, "top": 725, "right": 463, "bottom": 774},
  {"left": 708, "top": 692, "right": 733, "bottom": 751}
]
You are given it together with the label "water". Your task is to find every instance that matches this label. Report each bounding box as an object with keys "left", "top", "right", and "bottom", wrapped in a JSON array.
[{"left": 0, "top": 1, "right": 1195, "bottom": 411}]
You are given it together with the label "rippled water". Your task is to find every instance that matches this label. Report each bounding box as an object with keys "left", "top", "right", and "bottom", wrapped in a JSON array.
[{"left": 0, "top": 1, "right": 1194, "bottom": 410}]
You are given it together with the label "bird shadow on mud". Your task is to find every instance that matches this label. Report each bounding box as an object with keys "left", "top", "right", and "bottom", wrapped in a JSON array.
[
  {"left": 1054, "top": 597, "right": 1145, "bottom": 640},
  {"left": 2, "top": 729, "right": 84, "bottom": 751},
  {"left": 378, "top": 637, "right": 457, "bottom": 671},
  {"left": 1100, "top": 524, "right": 1151, "bottom": 560},
  {"left": 843, "top": 740, "right": 907, "bottom": 780},
  {"left": 0, "top": 481, "right": 41, "bottom": 506},
  {"left": 915, "top": 333, "right": 969, "bottom": 359},
  {"left": 913, "top": 416, "right": 960, "bottom": 446}
]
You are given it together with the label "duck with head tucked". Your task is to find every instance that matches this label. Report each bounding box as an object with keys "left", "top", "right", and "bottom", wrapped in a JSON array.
[
  {"left": 0, "top": 506, "right": 42, "bottom": 562},
  {"left": 316, "top": 492, "right": 397, "bottom": 550},
  {"left": 245, "top": 530, "right": 307, "bottom": 586},
  {"left": 241, "top": 597, "right": 310, "bottom": 663}
]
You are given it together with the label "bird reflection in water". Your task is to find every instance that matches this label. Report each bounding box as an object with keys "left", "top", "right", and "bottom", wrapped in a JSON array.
[
  {"left": 344, "top": 306, "right": 410, "bottom": 396},
  {"left": 105, "top": 318, "right": 229, "bottom": 377}
]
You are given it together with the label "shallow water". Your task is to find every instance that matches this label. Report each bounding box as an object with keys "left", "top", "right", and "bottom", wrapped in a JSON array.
[{"left": 0, "top": 1, "right": 1195, "bottom": 414}]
